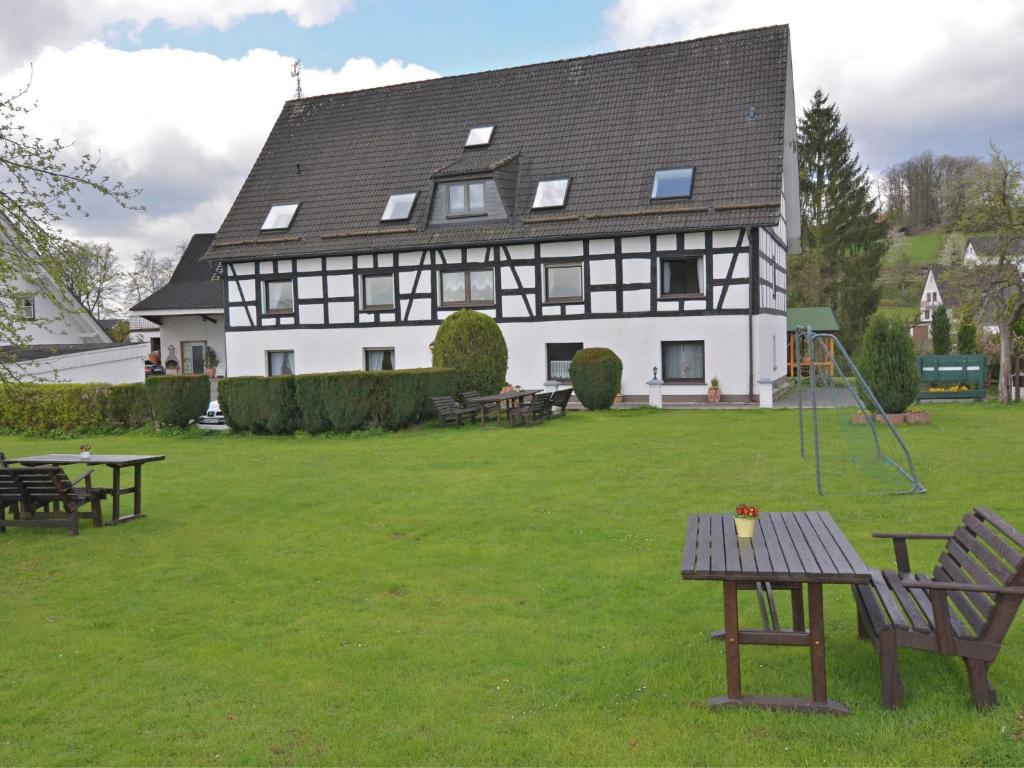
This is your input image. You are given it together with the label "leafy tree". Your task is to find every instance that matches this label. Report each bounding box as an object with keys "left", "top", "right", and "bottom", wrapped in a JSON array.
[
  {"left": 954, "top": 145, "right": 1024, "bottom": 403},
  {"left": 956, "top": 318, "right": 978, "bottom": 354},
  {"left": 939, "top": 232, "right": 967, "bottom": 266},
  {"left": 858, "top": 315, "right": 921, "bottom": 414},
  {"left": 794, "top": 89, "right": 888, "bottom": 353},
  {"left": 122, "top": 249, "right": 176, "bottom": 306},
  {"left": 931, "top": 304, "right": 951, "bottom": 354},
  {"left": 44, "top": 240, "right": 123, "bottom": 317},
  {"left": 107, "top": 319, "right": 131, "bottom": 343},
  {"left": 1, "top": 78, "right": 138, "bottom": 378},
  {"left": 430, "top": 309, "right": 508, "bottom": 394}
]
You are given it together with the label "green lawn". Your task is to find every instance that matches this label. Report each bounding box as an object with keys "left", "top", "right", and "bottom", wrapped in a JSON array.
[{"left": 2, "top": 406, "right": 1024, "bottom": 765}]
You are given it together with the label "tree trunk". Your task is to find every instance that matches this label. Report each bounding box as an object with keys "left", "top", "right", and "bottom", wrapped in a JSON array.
[{"left": 998, "top": 321, "right": 1013, "bottom": 404}]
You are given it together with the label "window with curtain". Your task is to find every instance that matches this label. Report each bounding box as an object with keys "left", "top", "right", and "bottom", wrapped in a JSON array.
[
  {"left": 264, "top": 280, "right": 294, "bottom": 314},
  {"left": 364, "top": 348, "right": 395, "bottom": 371},
  {"left": 440, "top": 269, "right": 494, "bottom": 307},
  {"left": 546, "top": 343, "right": 582, "bottom": 381},
  {"left": 661, "top": 341, "right": 705, "bottom": 382},
  {"left": 362, "top": 274, "right": 395, "bottom": 310},
  {"left": 267, "top": 350, "right": 295, "bottom": 376},
  {"left": 660, "top": 257, "right": 703, "bottom": 297}
]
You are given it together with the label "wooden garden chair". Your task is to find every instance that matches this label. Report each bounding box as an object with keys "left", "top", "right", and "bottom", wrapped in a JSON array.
[
  {"left": 0, "top": 465, "right": 106, "bottom": 536},
  {"left": 548, "top": 388, "right": 573, "bottom": 417},
  {"left": 509, "top": 392, "right": 550, "bottom": 426},
  {"left": 430, "top": 396, "right": 476, "bottom": 428},
  {"left": 852, "top": 507, "right": 1024, "bottom": 709}
]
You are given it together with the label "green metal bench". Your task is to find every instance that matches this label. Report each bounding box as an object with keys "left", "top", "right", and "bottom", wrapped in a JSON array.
[{"left": 917, "top": 354, "right": 987, "bottom": 401}]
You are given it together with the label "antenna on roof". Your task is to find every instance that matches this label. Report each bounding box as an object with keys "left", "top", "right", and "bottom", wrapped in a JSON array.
[{"left": 291, "top": 58, "right": 303, "bottom": 99}]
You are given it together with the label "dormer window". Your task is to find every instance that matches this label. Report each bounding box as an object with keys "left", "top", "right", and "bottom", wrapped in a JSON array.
[
  {"left": 261, "top": 203, "right": 299, "bottom": 230},
  {"left": 465, "top": 125, "right": 494, "bottom": 148},
  {"left": 381, "top": 192, "right": 417, "bottom": 222},
  {"left": 447, "top": 181, "right": 487, "bottom": 217},
  {"left": 532, "top": 178, "right": 570, "bottom": 209},
  {"left": 651, "top": 168, "right": 694, "bottom": 199}
]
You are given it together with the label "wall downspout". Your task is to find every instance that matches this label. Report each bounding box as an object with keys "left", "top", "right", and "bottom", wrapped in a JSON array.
[{"left": 748, "top": 227, "right": 757, "bottom": 401}]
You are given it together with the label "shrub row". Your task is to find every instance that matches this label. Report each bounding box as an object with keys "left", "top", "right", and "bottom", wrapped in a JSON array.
[
  {"left": 0, "top": 382, "right": 152, "bottom": 434},
  {"left": 145, "top": 376, "right": 211, "bottom": 427},
  {"left": 219, "top": 368, "right": 458, "bottom": 434}
]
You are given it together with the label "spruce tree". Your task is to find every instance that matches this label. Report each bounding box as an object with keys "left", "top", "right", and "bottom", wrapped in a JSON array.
[
  {"left": 795, "top": 90, "right": 888, "bottom": 353},
  {"left": 931, "top": 305, "right": 951, "bottom": 354},
  {"left": 956, "top": 319, "right": 978, "bottom": 354}
]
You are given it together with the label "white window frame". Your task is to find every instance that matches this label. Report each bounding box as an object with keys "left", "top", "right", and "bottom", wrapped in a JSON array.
[
  {"left": 439, "top": 268, "right": 495, "bottom": 308},
  {"left": 447, "top": 181, "right": 487, "bottom": 218},
  {"left": 465, "top": 125, "right": 494, "bottom": 147},
  {"left": 532, "top": 178, "right": 571, "bottom": 209},
  {"left": 261, "top": 203, "right": 299, "bottom": 231},
  {"left": 381, "top": 192, "right": 417, "bottom": 222},
  {"left": 17, "top": 295, "right": 35, "bottom": 320}
]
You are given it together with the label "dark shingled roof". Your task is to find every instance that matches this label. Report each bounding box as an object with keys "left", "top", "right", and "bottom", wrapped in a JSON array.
[
  {"left": 968, "top": 236, "right": 1024, "bottom": 259},
  {"left": 0, "top": 343, "right": 138, "bottom": 363},
  {"left": 208, "top": 25, "right": 791, "bottom": 261},
  {"left": 131, "top": 233, "right": 222, "bottom": 312}
]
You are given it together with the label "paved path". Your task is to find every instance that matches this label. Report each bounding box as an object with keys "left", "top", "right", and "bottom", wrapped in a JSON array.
[{"left": 774, "top": 385, "right": 859, "bottom": 409}]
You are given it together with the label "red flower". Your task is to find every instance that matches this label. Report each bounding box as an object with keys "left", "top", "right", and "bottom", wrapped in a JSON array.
[{"left": 735, "top": 504, "right": 760, "bottom": 518}]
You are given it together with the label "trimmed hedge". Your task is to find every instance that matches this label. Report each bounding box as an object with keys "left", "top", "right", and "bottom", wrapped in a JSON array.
[
  {"left": 222, "top": 368, "right": 457, "bottom": 434},
  {"left": 431, "top": 309, "right": 508, "bottom": 394},
  {"left": 218, "top": 376, "right": 299, "bottom": 434},
  {"left": 858, "top": 315, "right": 921, "bottom": 414},
  {"left": 569, "top": 348, "right": 622, "bottom": 410},
  {"left": 0, "top": 382, "right": 152, "bottom": 434},
  {"left": 145, "top": 375, "right": 211, "bottom": 427}
]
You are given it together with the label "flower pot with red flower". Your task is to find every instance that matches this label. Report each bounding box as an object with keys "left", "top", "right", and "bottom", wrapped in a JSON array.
[{"left": 734, "top": 503, "right": 759, "bottom": 538}]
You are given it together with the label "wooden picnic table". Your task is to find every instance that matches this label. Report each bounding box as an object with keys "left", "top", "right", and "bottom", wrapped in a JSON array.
[
  {"left": 464, "top": 390, "right": 541, "bottom": 427},
  {"left": 680, "top": 511, "right": 871, "bottom": 715},
  {"left": 9, "top": 454, "right": 165, "bottom": 525}
]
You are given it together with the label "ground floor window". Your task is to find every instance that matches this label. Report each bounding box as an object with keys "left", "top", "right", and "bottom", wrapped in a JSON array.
[
  {"left": 546, "top": 342, "right": 582, "bottom": 381},
  {"left": 662, "top": 341, "right": 705, "bottom": 383},
  {"left": 181, "top": 341, "right": 207, "bottom": 375},
  {"left": 364, "top": 347, "right": 395, "bottom": 371},
  {"left": 267, "top": 350, "right": 294, "bottom": 376}
]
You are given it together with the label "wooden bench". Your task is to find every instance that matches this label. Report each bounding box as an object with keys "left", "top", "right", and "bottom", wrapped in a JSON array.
[
  {"left": 852, "top": 507, "right": 1024, "bottom": 709},
  {"left": 0, "top": 465, "right": 107, "bottom": 536},
  {"left": 460, "top": 391, "right": 498, "bottom": 419},
  {"left": 548, "top": 388, "right": 573, "bottom": 417},
  {"left": 509, "top": 392, "right": 550, "bottom": 426},
  {"left": 430, "top": 396, "right": 477, "bottom": 427}
]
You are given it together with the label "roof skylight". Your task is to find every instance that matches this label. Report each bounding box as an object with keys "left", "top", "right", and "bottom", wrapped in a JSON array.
[
  {"left": 261, "top": 203, "right": 299, "bottom": 230},
  {"left": 532, "top": 178, "right": 570, "bottom": 209},
  {"left": 465, "top": 125, "right": 494, "bottom": 147},
  {"left": 651, "top": 168, "right": 694, "bottom": 199},
  {"left": 381, "top": 192, "right": 417, "bottom": 221}
]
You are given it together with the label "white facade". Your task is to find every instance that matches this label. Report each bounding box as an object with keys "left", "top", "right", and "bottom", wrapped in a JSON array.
[
  {"left": 919, "top": 269, "right": 942, "bottom": 324},
  {"left": 157, "top": 312, "right": 226, "bottom": 376},
  {"left": 3, "top": 271, "right": 109, "bottom": 345},
  {"left": 223, "top": 226, "right": 788, "bottom": 401}
]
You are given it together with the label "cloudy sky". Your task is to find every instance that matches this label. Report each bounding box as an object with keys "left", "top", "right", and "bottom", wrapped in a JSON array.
[{"left": 3, "top": 0, "right": 1023, "bottom": 265}]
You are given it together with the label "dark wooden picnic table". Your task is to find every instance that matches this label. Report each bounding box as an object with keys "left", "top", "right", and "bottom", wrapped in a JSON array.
[
  {"left": 9, "top": 454, "right": 165, "bottom": 525},
  {"left": 464, "top": 390, "right": 541, "bottom": 427},
  {"left": 680, "top": 511, "right": 871, "bottom": 715}
]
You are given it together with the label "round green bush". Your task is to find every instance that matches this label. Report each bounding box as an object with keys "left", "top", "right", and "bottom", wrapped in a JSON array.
[
  {"left": 569, "top": 347, "right": 622, "bottom": 410},
  {"left": 857, "top": 315, "right": 921, "bottom": 414},
  {"left": 431, "top": 309, "right": 508, "bottom": 394}
]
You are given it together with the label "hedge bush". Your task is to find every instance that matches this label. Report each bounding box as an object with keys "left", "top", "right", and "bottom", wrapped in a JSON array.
[
  {"left": 957, "top": 319, "right": 979, "bottom": 354},
  {"left": 858, "top": 315, "right": 921, "bottom": 414},
  {"left": 0, "top": 382, "right": 152, "bottom": 434},
  {"left": 107, "top": 383, "right": 153, "bottom": 428},
  {"left": 569, "top": 348, "right": 622, "bottom": 410},
  {"left": 431, "top": 309, "right": 507, "bottom": 394},
  {"left": 223, "top": 368, "right": 457, "bottom": 434},
  {"left": 145, "top": 375, "right": 211, "bottom": 427}
]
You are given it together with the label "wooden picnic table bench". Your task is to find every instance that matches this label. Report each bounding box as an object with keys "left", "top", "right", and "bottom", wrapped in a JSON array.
[
  {"left": 0, "top": 465, "right": 106, "bottom": 536},
  {"left": 464, "top": 390, "right": 541, "bottom": 427}
]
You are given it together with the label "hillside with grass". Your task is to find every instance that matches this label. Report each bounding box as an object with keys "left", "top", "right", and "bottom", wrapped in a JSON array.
[{"left": 876, "top": 229, "right": 947, "bottom": 321}]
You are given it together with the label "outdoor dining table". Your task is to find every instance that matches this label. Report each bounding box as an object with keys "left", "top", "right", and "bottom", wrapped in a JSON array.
[
  {"left": 680, "top": 511, "right": 871, "bottom": 715},
  {"left": 464, "top": 389, "right": 541, "bottom": 427},
  {"left": 9, "top": 454, "right": 165, "bottom": 525}
]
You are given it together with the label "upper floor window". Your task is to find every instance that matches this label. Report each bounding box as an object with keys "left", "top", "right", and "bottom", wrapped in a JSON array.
[
  {"left": 264, "top": 280, "right": 294, "bottom": 314},
  {"left": 362, "top": 274, "right": 395, "bottom": 310},
  {"left": 545, "top": 264, "right": 583, "bottom": 304},
  {"left": 440, "top": 269, "right": 494, "bottom": 307},
  {"left": 532, "top": 178, "right": 570, "bottom": 209},
  {"left": 267, "top": 350, "right": 294, "bottom": 376},
  {"left": 447, "top": 181, "right": 487, "bottom": 217},
  {"left": 660, "top": 256, "right": 704, "bottom": 298},
  {"left": 465, "top": 125, "right": 494, "bottom": 147},
  {"left": 651, "top": 168, "right": 694, "bottom": 199},
  {"left": 261, "top": 203, "right": 299, "bottom": 230},
  {"left": 17, "top": 296, "right": 35, "bottom": 320},
  {"left": 381, "top": 192, "right": 417, "bottom": 222}
]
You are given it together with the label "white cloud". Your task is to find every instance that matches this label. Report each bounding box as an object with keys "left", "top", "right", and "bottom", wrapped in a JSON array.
[
  {"left": 3, "top": 0, "right": 354, "bottom": 69},
  {"left": 603, "top": 0, "right": 1024, "bottom": 171},
  {"left": 0, "top": 43, "right": 438, "bottom": 264}
]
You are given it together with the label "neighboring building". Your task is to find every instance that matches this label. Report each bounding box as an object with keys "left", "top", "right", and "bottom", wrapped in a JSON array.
[
  {"left": 131, "top": 233, "right": 226, "bottom": 375},
  {"left": 914, "top": 264, "right": 998, "bottom": 344},
  {"left": 127, "top": 316, "right": 161, "bottom": 351},
  {"left": 205, "top": 26, "right": 799, "bottom": 402},
  {"left": 964, "top": 236, "right": 1024, "bottom": 266},
  {"left": 0, "top": 249, "right": 145, "bottom": 384},
  {"left": 786, "top": 307, "right": 840, "bottom": 376}
]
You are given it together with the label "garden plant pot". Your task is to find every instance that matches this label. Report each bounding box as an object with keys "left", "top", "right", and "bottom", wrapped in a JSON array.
[
  {"left": 850, "top": 412, "right": 868, "bottom": 425},
  {"left": 707, "top": 387, "right": 721, "bottom": 404},
  {"left": 80, "top": 451, "right": 90, "bottom": 460},
  {"left": 905, "top": 411, "right": 930, "bottom": 425},
  {"left": 734, "top": 516, "right": 756, "bottom": 538},
  {"left": 876, "top": 412, "right": 906, "bottom": 425}
]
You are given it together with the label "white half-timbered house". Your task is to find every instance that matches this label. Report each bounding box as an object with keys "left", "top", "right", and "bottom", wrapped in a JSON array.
[{"left": 207, "top": 26, "right": 800, "bottom": 402}]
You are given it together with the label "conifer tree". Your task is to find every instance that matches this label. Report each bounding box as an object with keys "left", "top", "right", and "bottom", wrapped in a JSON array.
[
  {"left": 793, "top": 90, "right": 888, "bottom": 353},
  {"left": 931, "top": 305, "right": 951, "bottom": 354}
]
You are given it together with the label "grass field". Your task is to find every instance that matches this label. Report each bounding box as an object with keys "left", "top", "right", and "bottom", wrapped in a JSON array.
[
  {"left": 2, "top": 405, "right": 1024, "bottom": 765},
  {"left": 878, "top": 229, "right": 947, "bottom": 317}
]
